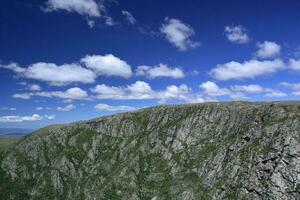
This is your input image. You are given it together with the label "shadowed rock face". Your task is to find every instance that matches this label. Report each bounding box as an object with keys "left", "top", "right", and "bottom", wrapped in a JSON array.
[{"left": 0, "top": 102, "right": 299, "bottom": 200}]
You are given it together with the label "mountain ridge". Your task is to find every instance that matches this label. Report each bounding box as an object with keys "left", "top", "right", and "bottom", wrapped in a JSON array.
[{"left": 1, "top": 102, "right": 299, "bottom": 199}]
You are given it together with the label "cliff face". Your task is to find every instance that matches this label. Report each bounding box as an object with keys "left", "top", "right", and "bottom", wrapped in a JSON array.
[{"left": 1, "top": 102, "right": 300, "bottom": 200}]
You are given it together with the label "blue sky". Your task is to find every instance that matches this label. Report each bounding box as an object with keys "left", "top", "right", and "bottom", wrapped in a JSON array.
[{"left": 1, "top": 0, "right": 300, "bottom": 129}]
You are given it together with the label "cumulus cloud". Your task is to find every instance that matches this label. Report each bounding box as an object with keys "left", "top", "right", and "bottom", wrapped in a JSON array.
[
  {"left": 160, "top": 18, "right": 200, "bottom": 51},
  {"left": 136, "top": 63, "right": 185, "bottom": 79},
  {"left": 94, "top": 103, "right": 135, "bottom": 111},
  {"left": 224, "top": 25, "right": 249, "bottom": 44},
  {"left": 121, "top": 10, "right": 136, "bottom": 25},
  {"left": 43, "top": 0, "right": 120, "bottom": 27},
  {"left": 57, "top": 104, "right": 76, "bottom": 111},
  {"left": 45, "top": 0, "right": 101, "bottom": 17},
  {"left": 38, "top": 87, "right": 89, "bottom": 99},
  {"left": 288, "top": 59, "right": 300, "bottom": 71},
  {"left": 28, "top": 84, "right": 41, "bottom": 91},
  {"left": 0, "top": 114, "right": 43, "bottom": 123},
  {"left": 81, "top": 54, "right": 132, "bottom": 78},
  {"left": 13, "top": 87, "right": 89, "bottom": 100},
  {"left": 210, "top": 59, "right": 284, "bottom": 81},
  {"left": 232, "top": 84, "right": 286, "bottom": 97},
  {"left": 1, "top": 62, "right": 96, "bottom": 86},
  {"left": 156, "top": 84, "right": 198, "bottom": 103},
  {"left": 91, "top": 81, "right": 201, "bottom": 103},
  {"left": 199, "top": 81, "right": 230, "bottom": 97},
  {"left": 256, "top": 41, "right": 281, "bottom": 59},
  {"left": 1, "top": 54, "right": 133, "bottom": 86},
  {"left": 91, "top": 81, "right": 153, "bottom": 100},
  {"left": 200, "top": 81, "right": 286, "bottom": 99},
  {"left": 25, "top": 63, "right": 96, "bottom": 86}
]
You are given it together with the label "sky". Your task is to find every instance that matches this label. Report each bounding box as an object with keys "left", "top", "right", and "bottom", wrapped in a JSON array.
[{"left": 1, "top": 0, "right": 300, "bottom": 129}]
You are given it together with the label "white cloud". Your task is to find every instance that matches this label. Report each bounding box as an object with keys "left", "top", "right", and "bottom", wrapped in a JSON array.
[
  {"left": 91, "top": 81, "right": 153, "bottom": 100},
  {"left": 25, "top": 62, "right": 96, "bottom": 86},
  {"left": 36, "top": 107, "right": 43, "bottom": 110},
  {"left": 160, "top": 18, "right": 200, "bottom": 51},
  {"left": 91, "top": 81, "right": 202, "bottom": 103},
  {"left": 28, "top": 84, "right": 41, "bottom": 91},
  {"left": 45, "top": 0, "right": 101, "bottom": 17},
  {"left": 103, "top": 16, "right": 116, "bottom": 26},
  {"left": 292, "top": 91, "right": 300, "bottom": 96},
  {"left": 199, "top": 81, "right": 286, "bottom": 99},
  {"left": 0, "top": 62, "right": 25, "bottom": 73},
  {"left": 44, "top": 0, "right": 118, "bottom": 27},
  {"left": 281, "top": 82, "right": 300, "bottom": 90},
  {"left": 281, "top": 82, "right": 300, "bottom": 96},
  {"left": 12, "top": 93, "right": 32, "bottom": 100},
  {"left": 264, "top": 90, "right": 287, "bottom": 97},
  {"left": 199, "top": 81, "right": 230, "bottom": 97},
  {"left": 230, "top": 84, "right": 265, "bottom": 93},
  {"left": 136, "top": 63, "right": 185, "bottom": 79},
  {"left": 121, "top": 10, "right": 136, "bottom": 25},
  {"left": 57, "top": 104, "right": 76, "bottom": 111},
  {"left": 44, "top": 114, "right": 56, "bottom": 120},
  {"left": 1, "top": 54, "right": 134, "bottom": 86},
  {"left": 288, "top": 59, "right": 300, "bottom": 71},
  {"left": 81, "top": 54, "right": 133, "bottom": 78},
  {"left": 210, "top": 59, "right": 284, "bottom": 81},
  {"left": 1, "top": 62, "right": 96, "bottom": 86},
  {"left": 156, "top": 84, "right": 197, "bottom": 103},
  {"left": 0, "top": 107, "right": 16, "bottom": 111},
  {"left": 87, "top": 19, "right": 95, "bottom": 28},
  {"left": 37, "top": 87, "right": 89, "bottom": 99},
  {"left": 94, "top": 103, "right": 135, "bottom": 111},
  {"left": 224, "top": 25, "right": 249, "bottom": 44},
  {"left": 13, "top": 87, "right": 89, "bottom": 100},
  {"left": 0, "top": 114, "right": 43, "bottom": 123},
  {"left": 256, "top": 41, "right": 281, "bottom": 59}
]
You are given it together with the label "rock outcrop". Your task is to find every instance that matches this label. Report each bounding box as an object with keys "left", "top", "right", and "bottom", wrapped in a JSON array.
[{"left": 0, "top": 102, "right": 299, "bottom": 199}]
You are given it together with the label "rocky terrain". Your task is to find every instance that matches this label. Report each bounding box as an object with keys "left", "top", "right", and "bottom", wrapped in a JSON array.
[{"left": 0, "top": 102, "right": 299, "bottom": 199}]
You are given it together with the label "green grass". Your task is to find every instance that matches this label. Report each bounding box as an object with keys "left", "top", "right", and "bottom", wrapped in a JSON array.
[{"left": 0, "top": 136, "right": 20, "bottom": 153}]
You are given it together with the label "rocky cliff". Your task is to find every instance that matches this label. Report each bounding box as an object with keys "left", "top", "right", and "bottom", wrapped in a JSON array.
[{"left": 0, "top": 102, "right": 299, "bottom": 200}]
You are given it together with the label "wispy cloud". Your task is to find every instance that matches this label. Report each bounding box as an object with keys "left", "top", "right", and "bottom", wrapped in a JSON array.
[
  {"left": 94, "top": 103, "right": 135, "bottom": 111},
  {"left": 57, "top": 104, "right": 76, "bottom": 111},
  {"left": 0, "top": 114, "right": 43, "bottom": 122},
  {"left": 13, "top": 87, "right": 89, "bottom": 100},
  {"left": 121, "top": 10, "right": 136, "bottom": 25},
  {"left": 0, "top": 107, "right": 16, "bottom": 111}
]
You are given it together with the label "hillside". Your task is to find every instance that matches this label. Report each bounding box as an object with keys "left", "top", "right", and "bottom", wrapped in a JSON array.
[{"left": 0, "top": 102, "right": 299, "bottom": 199}]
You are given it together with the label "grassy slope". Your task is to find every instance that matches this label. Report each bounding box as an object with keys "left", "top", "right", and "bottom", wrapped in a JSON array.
[{"left": 0, "top": 137, "right": 21, "bottom": 154}]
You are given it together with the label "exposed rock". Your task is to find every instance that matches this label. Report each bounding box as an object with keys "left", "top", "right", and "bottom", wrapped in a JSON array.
[{"left": 0, "top": 102, "right": 300, "bottom": 199}]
